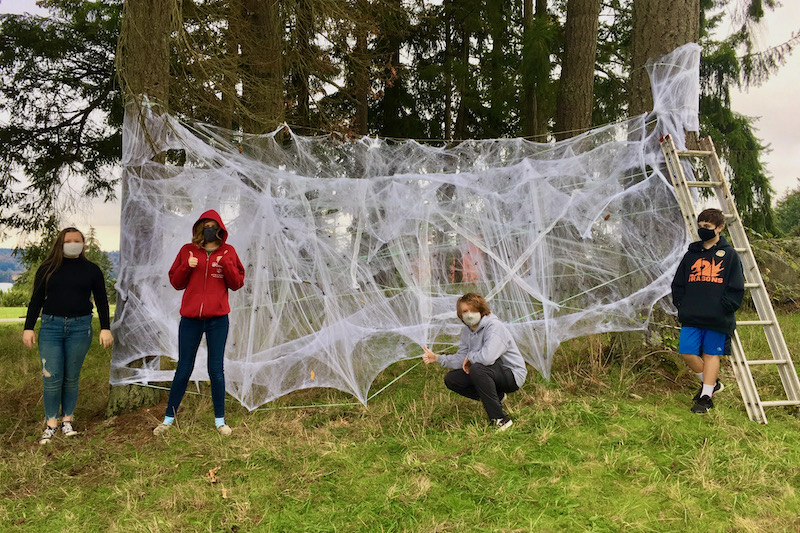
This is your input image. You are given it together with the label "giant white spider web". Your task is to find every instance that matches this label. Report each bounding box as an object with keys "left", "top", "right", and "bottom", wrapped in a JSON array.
[{"left": 110, "top": 44, "right": 700, "bottom": 410}]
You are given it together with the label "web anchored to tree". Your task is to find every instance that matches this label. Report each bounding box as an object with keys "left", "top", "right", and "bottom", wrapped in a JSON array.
[{"left": 110, "top": 44, "right": 701, "bottom": 410}]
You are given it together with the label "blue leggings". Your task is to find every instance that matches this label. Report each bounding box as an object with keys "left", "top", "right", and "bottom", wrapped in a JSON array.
[
  {"left": 165, "top": 315, "right": 229, "bottom": 419},
  {"left": 38, "top": 314, "right": 93, "bottom": 420}
]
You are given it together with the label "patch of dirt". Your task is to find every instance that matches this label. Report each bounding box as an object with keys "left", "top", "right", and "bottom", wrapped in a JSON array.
[{"left": 90, "top": 401, "right": 168, "bottom": 449}]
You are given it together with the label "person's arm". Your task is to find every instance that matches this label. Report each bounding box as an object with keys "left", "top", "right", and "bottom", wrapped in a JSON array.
[
  {"left": 422, "top": 330, "right": 468, "bottom": 369},
  {"left": 217, "top": 246, "right": 245, "bottom": 291},
  {"left": 671, "top": 257, "right": 687, "bottom": 309},
  {"left": 466, "top": 320, "right": 508, "bottom": 366},
  {"left": 721, "top": 252, "right": 745, "bottom": 313},
  {"left": 169, "top": 246, "right": 193, "bottom": 290},
  {"left": 91, "top": 263, "right": 114, "bottom": 348},
  {"left": 23, "top": 266, "right": 46, "bottom": 349},
  {"left": 437, "top": 331, "right": 469, "bottom": 369}
]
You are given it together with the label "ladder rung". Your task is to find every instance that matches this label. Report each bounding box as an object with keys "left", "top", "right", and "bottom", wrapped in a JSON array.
[
  {"left": 676, "top": 149, "right": 714, "bottom": 157},
  {"left": 746, "top": 359, "right": 790, "bottom": 366},
  {"left": 686, "top": 181, "right": 723, "bottom": 187},
  {"left": 734, "top": 247, "right": 747, "bottom": 253},
  {"left": 737, "top": 320, "right": 774, "bottom": 326},
  {"left": 759, "top": 400, "right": 800, "bottom": 408},
  {"left": 744, "top": 283, "right": 759, "bottom": 288}
]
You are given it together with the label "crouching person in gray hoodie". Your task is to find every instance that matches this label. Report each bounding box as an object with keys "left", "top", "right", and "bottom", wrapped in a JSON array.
[{"left": 422, "top": 292, "right": 527, "bottom": 431}]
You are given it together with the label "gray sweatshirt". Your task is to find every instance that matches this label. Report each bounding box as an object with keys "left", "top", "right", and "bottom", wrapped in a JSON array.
[{"left": 439, "top": 313, "right": 527, "bottom": 388}]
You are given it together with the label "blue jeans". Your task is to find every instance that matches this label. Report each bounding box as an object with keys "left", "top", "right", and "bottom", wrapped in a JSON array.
[
  {"left": 38, "top": 314, "right": 93, "bottom": 420},
  {"left": 166, "top": 315, "right": 229, "bottom": 419}
]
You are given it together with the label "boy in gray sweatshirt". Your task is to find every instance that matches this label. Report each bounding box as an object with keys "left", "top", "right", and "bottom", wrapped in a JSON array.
[{"left": 422, "top": 293, "right": 527, "bottom": 430}]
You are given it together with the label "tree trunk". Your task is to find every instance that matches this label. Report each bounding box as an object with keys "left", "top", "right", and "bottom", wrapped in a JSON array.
[
  {"left": 453, "top": 24, "right": 469, "bottom": 139},
  {"left": 485, "top": 0, "right": 506, "bottom": 138},
  {"left": 109, "top": 0, "right": 174, "bottom": 416},
  {"left": 629, "top": 0, "right": 699, "bottom": 117},
  {"left": 444, "top": 0, "right": 453, "bottom": 140},
  {"left": 220, "top": 0, "right": 240, "bottom": 130},
  {"left": 241, "top": 0, "right": 284, "bottom": 134},
  {"left": 554, "top": 0, "right": 601, "bottom": 141},
  {"left": 520, "top": 0, "right": 535, "bottom": 137},
  {"left": 521, "top": 0, "right": 551, "bottom": 139},
  {"left": 353, "top": 28, "right": 369, "bottom": 136},
  {"left": 291, "top": 0, "right": 313, "bottom": 133},
  {"left": 615, "top": 0, "right": 699, "bottom": 356}
]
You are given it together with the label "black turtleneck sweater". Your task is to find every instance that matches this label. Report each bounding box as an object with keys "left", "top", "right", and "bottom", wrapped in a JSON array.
[{"left": 24, "top": 257, "right": 111, "bottom": 330}]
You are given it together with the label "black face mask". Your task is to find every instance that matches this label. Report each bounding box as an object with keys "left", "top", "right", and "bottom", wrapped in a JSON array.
[
  {"left": 202, "top": 226, "right": 221, "bottom": 243},
  {"left": 697, "top": 226, "right": 717, "bottom": 242}
]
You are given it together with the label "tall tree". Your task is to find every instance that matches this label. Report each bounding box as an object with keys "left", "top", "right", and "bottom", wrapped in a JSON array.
[
  {"left": 629, "top": 0, "right": 699, "bottom": 117},
  {"left": 554, "top": 0, "right": 601, "bottom": 141},
  {"left": 287, "top": 0, "right": 315, "bottom": 133},
  {"left": 520, "top": 0, "right": 555, "bottom": 139},
  {"left": 0, "top": 2, "right": 122, "bottom": 233},
  {"left": 108, "top": 0, "right": 175, "bottom": 416},
  {"left": 239, "top": 0, "right": 284, "bottom": 134}
]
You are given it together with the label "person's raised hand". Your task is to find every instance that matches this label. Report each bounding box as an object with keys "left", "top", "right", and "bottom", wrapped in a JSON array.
[
  {"left": 188, "top": 251, "right": 198, "bottom": 268},
  {"left": 422, "top": 345, "right": 438, "bottom": 364},
  {"left": 22, "top": 329, "right": 35, "bottom": 350}
]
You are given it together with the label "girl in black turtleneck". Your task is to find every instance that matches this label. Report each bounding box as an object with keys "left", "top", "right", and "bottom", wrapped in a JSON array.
[{"left": 22, "top": 227, "right": 113, "bottom": 444}]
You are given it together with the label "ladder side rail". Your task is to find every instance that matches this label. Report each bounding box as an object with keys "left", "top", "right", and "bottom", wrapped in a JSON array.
[
  {"left": 661, "top": 136, "right": 701, "bottom": 232},
  {"left": 701, "top": 137, "right": 800, "bottom": 403},
  {"left": 729, "top": 331, "right": 768, "bottom": 423}
]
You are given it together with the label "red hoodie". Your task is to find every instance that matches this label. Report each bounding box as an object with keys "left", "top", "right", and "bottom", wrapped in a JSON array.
[{"left": 169, "top": 210, "right": 245, "bottom": 319}]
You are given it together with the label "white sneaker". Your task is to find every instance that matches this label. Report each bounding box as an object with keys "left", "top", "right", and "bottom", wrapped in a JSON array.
[
  {"left": 491, "top": 416, "right": 513, "bottom": 432},
  {"left": 153, "top": 424, "right": 172, "bottom": 436},
  {"left": 216, "top": 424, "right": 232, "bottom": 436},
  {"left": 39, "top": 425, "right": 58, "bottom": 445},
  {"left": 61, "top": 421, "right": 78, "bottom": 437}
]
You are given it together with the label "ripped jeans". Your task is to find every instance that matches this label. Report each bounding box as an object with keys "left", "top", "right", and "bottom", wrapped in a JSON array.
[{"left": 38, "top": 314, "right": 93, "bottom": 420}]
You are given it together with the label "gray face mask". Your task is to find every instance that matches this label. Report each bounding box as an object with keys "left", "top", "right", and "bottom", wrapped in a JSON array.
[
  {"left": 63, "top": 242, "right": 84, "bottom": 258},
  {"left": 462, "top": 311, "right": 482, "bottom": 327}
]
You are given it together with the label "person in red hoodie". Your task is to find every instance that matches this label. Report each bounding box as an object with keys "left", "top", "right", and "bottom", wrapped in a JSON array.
[{"left": 153, "top": 210, "right": 245, "bottom": 436}]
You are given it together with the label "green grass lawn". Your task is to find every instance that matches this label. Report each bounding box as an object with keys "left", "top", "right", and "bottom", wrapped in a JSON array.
[
  {"left": 1, "top": 310, "right": 800, "bottom": 532},
  {"left": 0, "top": 306, "right": 116, "bottom": 320},
  {"left": 0, "top": 306, "right": 27, "bottom": 319}
]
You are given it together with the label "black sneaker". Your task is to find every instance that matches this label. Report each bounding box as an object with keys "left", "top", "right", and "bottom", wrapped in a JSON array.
[
  {"left": 692, "top": 380, "right": 724, "bottom": 403},
  {"left": 491, "top": 416, "right": 513, "bottom": 431},
  {"left": 691, "top": 395, "right": 714, "bottom": 414}
]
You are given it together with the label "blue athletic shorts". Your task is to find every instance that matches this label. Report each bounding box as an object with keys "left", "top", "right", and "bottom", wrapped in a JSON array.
[{"left": 678, "top": 326, "right": 730, "bottom": 356}]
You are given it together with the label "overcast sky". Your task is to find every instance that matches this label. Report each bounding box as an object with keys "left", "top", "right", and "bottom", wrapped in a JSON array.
[{"left": 1, "top": 0, "right": 798, "bottom": 250}]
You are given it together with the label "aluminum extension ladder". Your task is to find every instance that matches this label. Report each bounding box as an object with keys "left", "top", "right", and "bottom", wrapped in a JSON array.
[{"left": 660, "top": 133, "right": 800, "bottom": 424}]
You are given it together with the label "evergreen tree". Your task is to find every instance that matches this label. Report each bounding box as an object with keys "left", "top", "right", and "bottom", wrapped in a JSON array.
[
  {"left": 774, "top": 180, "right": 800, "bottom": 236},
  {"left": 0, "top": 2, "right": 123, "bottom": 233},
  {"left": 84, "top": 227, "right": 117, "bottom": 303}
]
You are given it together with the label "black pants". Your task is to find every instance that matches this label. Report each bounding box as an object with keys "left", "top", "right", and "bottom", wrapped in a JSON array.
[{"left": 444, "top": 362, "right": 519, "bottom": 420}]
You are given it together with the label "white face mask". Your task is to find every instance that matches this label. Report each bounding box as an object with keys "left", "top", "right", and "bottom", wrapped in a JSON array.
[
  {"left": 63, "top": 242, "right": 84, "bottom": 258},
  {"left": 462, "top": 311, "right": 482, "bottom": 327}
]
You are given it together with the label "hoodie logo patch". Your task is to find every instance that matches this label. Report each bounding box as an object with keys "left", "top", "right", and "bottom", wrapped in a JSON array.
[
  {"left": 716, "top": 250, "right": 725, "bottom": 257},
  {"left": 688, "top": 258, "right": 724, "bottom": 284}
]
